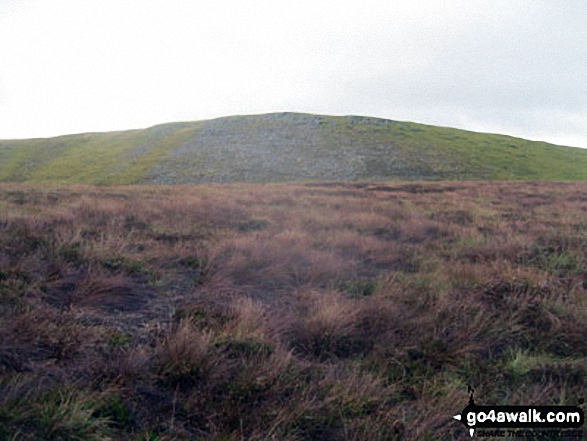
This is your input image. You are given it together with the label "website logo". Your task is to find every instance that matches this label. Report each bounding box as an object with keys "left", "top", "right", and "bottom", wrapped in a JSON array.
[{"left": 453, "top": 387, "right": 584, "bottom": 438}]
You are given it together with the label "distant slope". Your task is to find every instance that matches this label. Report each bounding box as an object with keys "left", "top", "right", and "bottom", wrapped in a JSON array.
[{"left": 1, "top": 113, "right": 586, "bottom": 184}]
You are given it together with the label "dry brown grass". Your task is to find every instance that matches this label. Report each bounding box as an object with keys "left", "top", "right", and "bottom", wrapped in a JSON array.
[{"left": 0, "top": 181, "right": 586, "bottom": 439}]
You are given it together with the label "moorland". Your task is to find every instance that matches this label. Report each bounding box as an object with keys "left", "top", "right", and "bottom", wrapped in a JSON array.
[{"left": 1, "top": 181, "right": 586, "bottom": 440}]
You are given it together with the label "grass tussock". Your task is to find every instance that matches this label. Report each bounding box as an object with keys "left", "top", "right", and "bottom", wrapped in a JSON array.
[{"left": 0, "top": 181, "right": 586, "bottom": 439}]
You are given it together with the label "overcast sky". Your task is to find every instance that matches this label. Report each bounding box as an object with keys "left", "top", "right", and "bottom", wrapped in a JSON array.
[{"left": 1, "top": 0, "right": 586, "bottom": 148}]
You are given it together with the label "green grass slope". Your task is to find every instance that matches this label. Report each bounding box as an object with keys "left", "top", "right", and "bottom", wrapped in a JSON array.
[{"left": 1, "top": 113, "right": 586, "bottom": 184}]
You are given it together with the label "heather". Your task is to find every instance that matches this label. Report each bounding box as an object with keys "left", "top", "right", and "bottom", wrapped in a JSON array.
[{"left": 1, "top": 181, "right": 585, "bottom": 440}]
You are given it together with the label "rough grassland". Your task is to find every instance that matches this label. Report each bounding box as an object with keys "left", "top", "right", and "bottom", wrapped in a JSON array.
[
  {"left": 0, "top": 181, "right": 586, "bottom": 440},
  {"left": 2, "top": 113, "right": 587, "bottom": 184}
]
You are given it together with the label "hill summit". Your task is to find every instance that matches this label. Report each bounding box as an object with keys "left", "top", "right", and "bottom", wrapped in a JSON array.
[{"left": 1, "top": 112, "right": 586, "bottom": 184}]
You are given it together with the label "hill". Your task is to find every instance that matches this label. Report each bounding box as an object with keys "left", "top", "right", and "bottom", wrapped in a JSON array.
[{"left": 1, "top": 112, "right": 586, "bottom": 184}]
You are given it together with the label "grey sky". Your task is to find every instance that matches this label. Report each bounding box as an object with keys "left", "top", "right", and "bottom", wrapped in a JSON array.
[{"left": 1, "top": 0, "right": 586, "bottom": 148}]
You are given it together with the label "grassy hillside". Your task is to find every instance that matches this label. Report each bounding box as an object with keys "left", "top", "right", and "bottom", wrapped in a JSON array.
[
  {"left": 1, "top": 182, "right": 586, "bottom": 439},
  {"left": 1, "top": 113, "right": 586, "bottom": 184}
]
